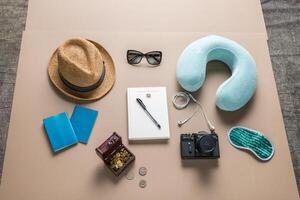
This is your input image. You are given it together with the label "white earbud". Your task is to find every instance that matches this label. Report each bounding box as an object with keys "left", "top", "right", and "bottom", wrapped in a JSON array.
[{"left": 172, "top": 92, "right": 215, "bottom": 132}]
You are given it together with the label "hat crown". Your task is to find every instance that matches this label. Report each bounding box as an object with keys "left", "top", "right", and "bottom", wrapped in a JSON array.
[{"left": 57, "top": 38, "right": 104, "bottom": 87}]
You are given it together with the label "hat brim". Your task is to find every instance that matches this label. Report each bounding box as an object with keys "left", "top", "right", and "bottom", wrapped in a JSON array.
[{"left": 48, "top": 39, "right": 116, "bottom": 102}]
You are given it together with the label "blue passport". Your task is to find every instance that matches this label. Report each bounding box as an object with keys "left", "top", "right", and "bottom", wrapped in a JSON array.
[
  {"left": 70, "top": 105, "right": 98, "bottom": 144},
  {"left": 43, "top": 112, "right": 78, "bottom": 152}
]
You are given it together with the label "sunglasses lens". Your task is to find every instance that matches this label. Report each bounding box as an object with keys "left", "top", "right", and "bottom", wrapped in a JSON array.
[
  {"left": 146, "top": 51, "right": 162, "bottom": 65},
  {"left": 127, "top": 50, "right": 143, "bottom": 65}
]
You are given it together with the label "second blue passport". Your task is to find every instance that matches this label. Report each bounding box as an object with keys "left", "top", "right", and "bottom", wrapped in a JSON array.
[{"left": 70, "top": 105, "right": 98, "bottom": 144}]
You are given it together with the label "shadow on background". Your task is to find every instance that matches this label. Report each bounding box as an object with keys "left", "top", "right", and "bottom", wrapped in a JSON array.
[{"left": 181, "top": 159, "right": 219, "bottom": 184}]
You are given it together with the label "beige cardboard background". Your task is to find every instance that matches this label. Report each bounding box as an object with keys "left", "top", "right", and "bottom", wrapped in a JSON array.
[
  {"left": 25, "top": 0, "right": 267, "bottom": 37},
  {"left": 0, "top": 31, "right": 298, "bottom": 199}
]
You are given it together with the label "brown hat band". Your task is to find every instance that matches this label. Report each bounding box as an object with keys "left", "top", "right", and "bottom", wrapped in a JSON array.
[{"left": 58, "top": 64, "right": 106, "bottom": 93}]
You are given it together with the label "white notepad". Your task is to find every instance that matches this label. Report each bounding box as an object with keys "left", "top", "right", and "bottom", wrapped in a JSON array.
[{"left": 127, "top": 87, "right": 170, "bottom": 140}]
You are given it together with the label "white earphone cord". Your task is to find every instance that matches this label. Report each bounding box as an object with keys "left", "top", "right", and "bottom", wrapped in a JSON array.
[{"left": 172, "top": 92, "right": 215, "bottom": 132}]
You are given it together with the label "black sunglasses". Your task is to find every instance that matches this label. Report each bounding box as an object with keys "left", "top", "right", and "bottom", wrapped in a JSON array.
[{"left": 127, "top": 50, "right": 162, "bottom": 66}]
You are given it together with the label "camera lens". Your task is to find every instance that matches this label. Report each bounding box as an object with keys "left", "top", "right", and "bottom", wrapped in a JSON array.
[{"left": 196, "top": 134, "right": 216, "bottom": 153}]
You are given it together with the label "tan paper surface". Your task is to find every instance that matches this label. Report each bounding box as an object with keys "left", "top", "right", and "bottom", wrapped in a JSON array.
[
  {"left": 25, "top": 0, "right": 267, "bottom": 37},
  {"left": 0, "top": 31, "right": 298, "bottom": 200}
]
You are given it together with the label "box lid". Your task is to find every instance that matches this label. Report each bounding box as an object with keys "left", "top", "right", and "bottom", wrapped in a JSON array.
[{"left": 96, "top": 132, "right": 122, "bottom": 160}]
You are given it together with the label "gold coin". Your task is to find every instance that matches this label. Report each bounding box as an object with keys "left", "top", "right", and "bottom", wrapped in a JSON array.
[{"left": 116, "top": 160, "right": 123, "bottom": 168}]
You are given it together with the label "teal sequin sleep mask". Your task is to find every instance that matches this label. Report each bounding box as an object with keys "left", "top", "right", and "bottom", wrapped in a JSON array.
[{"left": 228, "top": 126, "right": 274, "bottom": 161}]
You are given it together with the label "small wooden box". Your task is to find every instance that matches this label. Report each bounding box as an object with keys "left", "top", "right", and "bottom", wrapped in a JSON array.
[{"left": 95, "top": 132, "right": 135, "bottom": 176}]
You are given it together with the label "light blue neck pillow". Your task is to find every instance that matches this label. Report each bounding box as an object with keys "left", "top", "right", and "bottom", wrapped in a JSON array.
[{"left": 176, "top": 35, "right": 257, "bottom": 111}]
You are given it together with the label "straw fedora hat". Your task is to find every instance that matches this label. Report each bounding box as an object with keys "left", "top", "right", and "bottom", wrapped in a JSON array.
[{"left": 48, "top": 38, "right": 116, "bottom": 102}]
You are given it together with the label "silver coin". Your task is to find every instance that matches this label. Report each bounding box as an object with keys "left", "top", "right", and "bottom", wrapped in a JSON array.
[
  {"left": 125, "top": 171, "right": 135, "bottom": 180},
  {"left": 139, "top": 167, "right": 147, "bottom": 176},
  {"left": 139, "top": 180, "right": 147, "bottom": 188}
]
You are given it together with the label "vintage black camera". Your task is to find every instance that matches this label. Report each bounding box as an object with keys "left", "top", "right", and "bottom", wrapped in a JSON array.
[{"left": 180, "top": 131, "right": 220, "bottom": 159}]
